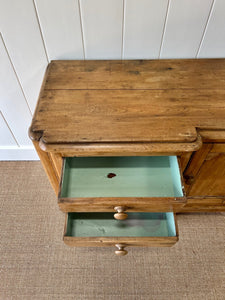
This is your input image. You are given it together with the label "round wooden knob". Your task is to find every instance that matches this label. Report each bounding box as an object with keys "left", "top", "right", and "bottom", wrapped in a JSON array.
[
  {"left": 114, "top": 206, "right": 128, "bottom": 220},
  {"left": 115, "top": 244, "right": 128, "bottom": 256}
]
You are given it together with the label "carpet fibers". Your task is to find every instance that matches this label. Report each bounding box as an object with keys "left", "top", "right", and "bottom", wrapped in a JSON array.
[{"left": 0, "top": 162, "right": 224, "bottom": 300}]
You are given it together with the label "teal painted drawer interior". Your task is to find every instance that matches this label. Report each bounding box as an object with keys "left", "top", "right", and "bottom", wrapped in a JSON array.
[
  {"left": 60, "top": 156, "right": 183, "bottom": 198},
  {"left": 65, "top": 212, "right": 177, "bottom": 238}
]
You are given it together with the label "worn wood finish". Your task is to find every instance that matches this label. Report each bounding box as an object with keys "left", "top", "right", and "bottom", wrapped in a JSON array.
[
  {"left": 39, "top": 138, "right": 202, "bottom": 155},
  {"left": 48, "top": 152, "right": 63, "bottom": 180},
  {"left": 30, "top": 59, "right": 225, "bottom": 155},
  {"left": 58, "top": 197, "right": 185, "bottom": 213},
  {"left": 180, "top": 152, "right": 193, "bottom": 173},
  {"left": 183, "top": 143, "right": 225, "bottom": 197},
  {"left": 183, "top": 143, "right": 213, "bottom": 190},
  {"left": 187, "top": 146, "right": 225, "bottom": 197},
  {"left": 210, "top": 143, "right": 225, "bottom": 153},
  {"left": 29, "top": 59, "right": 225, "bottom": 213},
  {"left": 31, "top": 87, "right": 225, "bottom": 144},
  {"left": 183, "top": 144, "right": 225, "bottom": 205},
  {"left": 32, "top": 141, "right": 59, "bottom": 194},
  {"left": 198, "top": 130, "right": 225, "bottom": 142},
  {"left": 44, "top": 59, "right": 225, "bottom": 90},
  {"left": 64, "top": 236, "right": 178, "bottom": 247},
  {"left": 180, "top": 197, "right": 225, "bottom": 212}
]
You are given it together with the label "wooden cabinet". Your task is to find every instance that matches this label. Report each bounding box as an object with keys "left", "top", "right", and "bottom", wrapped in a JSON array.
[
  {"left": 182, "top": 144, "right": 225, "bottom": 212},
  {"left": 184, "top": 144, "right": 225, "bottom": 196},
  {"left": 29, "top": 59, "right": 225, "bottom": 255}
]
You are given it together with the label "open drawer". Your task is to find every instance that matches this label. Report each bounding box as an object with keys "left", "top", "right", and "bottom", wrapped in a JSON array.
[
  {"left": 64, "top": 212, "right": 179, "bottom": 255},
  {"left": 58, "top": 156, "right": 186, "bottom": 214}
]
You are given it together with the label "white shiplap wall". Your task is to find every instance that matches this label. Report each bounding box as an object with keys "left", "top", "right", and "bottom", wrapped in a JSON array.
[{"left": 0, "top": 0, "right": 224, "bottom": 160}]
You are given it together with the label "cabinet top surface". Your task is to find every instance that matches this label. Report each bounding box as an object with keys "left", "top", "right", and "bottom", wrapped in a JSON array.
[{"left": 30, "top": 59, "right": 225, "bottom": 152}]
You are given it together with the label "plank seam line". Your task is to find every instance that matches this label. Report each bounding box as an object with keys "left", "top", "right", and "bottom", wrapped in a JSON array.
[
  {"left": 0, "top": 111, "right": 20, "bottom": 147},
  {"left": 32, "top": 0, "right": 49, "bottom": 63},
  {"left": 158, "top": 0, "right": 170, "bottom": 59},
  {"left": 78, "top": 0, "right": 86, "bottom": 60},
  {"left": 0, "top": 33, "right": 33, "bottom": 117},
  {"left": 196, "top": 0, "right": 216, "bottom": 58}
]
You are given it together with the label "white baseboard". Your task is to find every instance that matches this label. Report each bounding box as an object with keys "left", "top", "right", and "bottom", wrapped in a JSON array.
[{"left": 0, "top": 146, "right": 39, "bottom": 160}]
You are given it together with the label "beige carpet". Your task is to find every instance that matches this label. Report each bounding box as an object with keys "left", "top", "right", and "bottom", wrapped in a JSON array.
[{"left": 0, "top": 162, "right": 224, "bottom": 300}]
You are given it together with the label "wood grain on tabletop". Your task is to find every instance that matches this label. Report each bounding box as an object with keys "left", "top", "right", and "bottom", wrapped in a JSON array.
[
  {"left": 30, "top": 59, "right": 225, "bottom": 146},
  {"left": 45, "top": 59, "right": 225, "bottom": 90}
]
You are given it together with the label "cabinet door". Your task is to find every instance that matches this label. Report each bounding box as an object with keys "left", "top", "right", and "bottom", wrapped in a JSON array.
[{"left": 184, "top": 144, "right": 225, "bottom": 196}]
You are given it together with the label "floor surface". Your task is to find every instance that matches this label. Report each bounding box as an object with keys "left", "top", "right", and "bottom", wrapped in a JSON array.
[{"left": 0, "top": 161, "right": 224, "bottom": 300}]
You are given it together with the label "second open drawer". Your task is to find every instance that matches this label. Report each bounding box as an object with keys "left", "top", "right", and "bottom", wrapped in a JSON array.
[
  {"left": 63, "top": 212, "right": 179, "bottom": 255},
  {"left": 58, "top": 156, "right": 186, "bottom": 213}
]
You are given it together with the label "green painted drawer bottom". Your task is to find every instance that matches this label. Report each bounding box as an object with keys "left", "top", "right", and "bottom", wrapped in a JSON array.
[
  {"left": 63, "top": 212, "right": 179, "bottom": 249},
  {"left": 60, "top": 156, "right": 184, "bottom": 198}
]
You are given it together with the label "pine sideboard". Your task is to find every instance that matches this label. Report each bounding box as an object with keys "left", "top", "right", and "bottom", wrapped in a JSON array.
[{"left": 29, "top": 59, "right": 225, "bottom": 255}]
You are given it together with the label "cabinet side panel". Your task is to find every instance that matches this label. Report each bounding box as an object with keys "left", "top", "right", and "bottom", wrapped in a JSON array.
[
  {"left": 48, "top": 152, "right": 63, "bottom": 180},
  {"left": 180, "top": 152, "right": 192, "bottom": 173},
  {"left": 188, "top": 151, "right": 225, "bottom": 196},
  {"left": 33, "top": 141, "right": 59, "bottom": 194},
  {"left": 183, "top": 143, "right": 212, "bottom": 194}
]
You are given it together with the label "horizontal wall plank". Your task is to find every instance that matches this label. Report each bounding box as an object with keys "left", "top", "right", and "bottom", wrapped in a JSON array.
[
  {"left": 198, "top": 0, "right": 225, "bottom": 58},
  {"left": 0, "top": 0, "right": 48, "bottom": 112},
  {"left": 160, "top": 0, "right": 213, "bottom": 58},
  {"left": 0, "top": 147, "right": 39, "bottom": 160},
  {"left": 80, "top": 0, "right": 123, "bottom": 59},
  {"left": 0, "top": 35, "right": 32, "bottom": 146},
  {"left": 0, "top": 112, "right": 17, "bottom": 146},
  {"left": 123, "top": 0, "right": 168, "bottom": 59},
  {"left": 35, "top": 0, "right": 84, "bottom": 60}
]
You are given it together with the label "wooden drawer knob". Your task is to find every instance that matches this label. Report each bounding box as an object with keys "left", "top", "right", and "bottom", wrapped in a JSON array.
[
  {"left": 115, "top": 244, "right": 128, "bottom": 256},
  {"left": 114, "top": 206, "right": 128, "bottom": 220}
]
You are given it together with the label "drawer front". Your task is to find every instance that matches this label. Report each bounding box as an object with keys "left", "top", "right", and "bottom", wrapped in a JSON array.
[
  {"left": 64, "top": 212, "right": 178, "bottom": 255},
  {"left": 58, "top": 156, "right": 186, "bottom": 212}
]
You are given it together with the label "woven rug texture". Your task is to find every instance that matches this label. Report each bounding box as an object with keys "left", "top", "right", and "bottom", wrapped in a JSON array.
[{"left": 0, "top": 161, "right": 224, "bottom": 300}]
